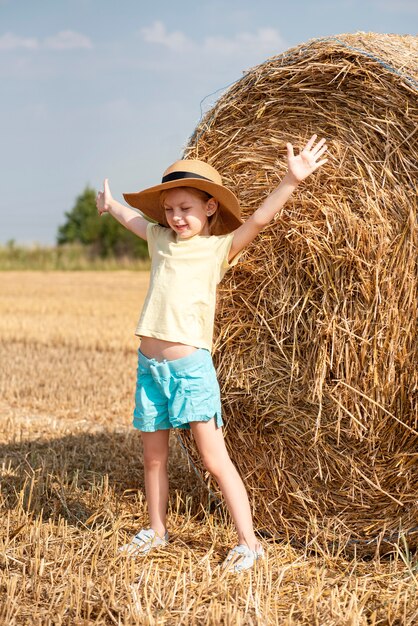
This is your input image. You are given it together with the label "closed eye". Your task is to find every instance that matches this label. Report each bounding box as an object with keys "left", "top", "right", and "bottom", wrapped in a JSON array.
[{"left": 164, "top": 206, "right": 191, "bottom": 213}]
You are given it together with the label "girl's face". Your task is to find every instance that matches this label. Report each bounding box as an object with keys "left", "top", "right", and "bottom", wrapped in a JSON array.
[{"left": 162, "top": 188, "right": 217, "bottom": 239}]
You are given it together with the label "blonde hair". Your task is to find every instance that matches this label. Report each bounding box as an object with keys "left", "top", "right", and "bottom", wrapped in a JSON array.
[{"left": 159, "top": 187, "right": 226, "bottom": 235}]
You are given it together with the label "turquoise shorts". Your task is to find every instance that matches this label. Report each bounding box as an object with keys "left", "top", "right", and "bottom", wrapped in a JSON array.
[{"left": 133, "top": 348, "right": 223, "bottom": 432}]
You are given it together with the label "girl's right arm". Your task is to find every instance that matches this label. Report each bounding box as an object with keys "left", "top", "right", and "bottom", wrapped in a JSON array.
[{"left": 96, "top": 178, "right": 149, "bottom": 240}]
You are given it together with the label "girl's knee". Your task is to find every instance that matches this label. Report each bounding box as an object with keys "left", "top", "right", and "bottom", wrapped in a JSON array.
[
  {"left": 144, "top": 455, "right": 167, "bottom": 470},
  {"left": 201, "top": 452, "right": 231, "bottom": 478},
  {"left": 141, "top": 430, "right": 169, "bottom": 468},
  {"left": 143, "top": 450, "right": 169, "bottom": 471}
]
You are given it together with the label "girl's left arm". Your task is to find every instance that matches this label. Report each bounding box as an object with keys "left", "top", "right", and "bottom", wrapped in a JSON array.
[{"left": 228, "top": 134, "right": 328, "bottom": 261}]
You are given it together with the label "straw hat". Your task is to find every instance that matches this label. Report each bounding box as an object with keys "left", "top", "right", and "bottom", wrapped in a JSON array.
[{"left": 123, "top": 159, "right": 243, "bottom": 234}]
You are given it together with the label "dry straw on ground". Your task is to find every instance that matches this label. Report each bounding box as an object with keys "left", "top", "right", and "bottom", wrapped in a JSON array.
[
  {"left": 2, "top": 273, "right": 418, "bottom": 624},
  {"left": 182, "top": 32, "right": 418, "bottom": 548}
]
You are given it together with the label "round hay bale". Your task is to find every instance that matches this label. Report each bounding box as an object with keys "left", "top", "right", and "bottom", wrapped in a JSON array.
[{"left": 180, "top": 32, "right": 418, "bottom": 548}]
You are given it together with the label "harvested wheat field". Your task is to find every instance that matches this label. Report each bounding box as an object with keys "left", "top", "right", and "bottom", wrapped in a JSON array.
[
  {"left": 182, "top": 32, "right": 418, "bottom": 549},
  {"left": 0, "top": 271, "right": 417, "bottom": 625}
]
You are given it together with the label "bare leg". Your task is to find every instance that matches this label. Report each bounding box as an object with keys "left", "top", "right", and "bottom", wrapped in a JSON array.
[
  {"left": 141, "top": 429, "right": 170, "bottom": 537},
  {"left": 189, "top": 419, "right": 261, "bottom": 551}
]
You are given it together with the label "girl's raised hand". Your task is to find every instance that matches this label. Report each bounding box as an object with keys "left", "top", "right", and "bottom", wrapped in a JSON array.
[
  {"left": 286, "top": 134, "right": 328, "bottom": 184},
  {"left": 96, "top": 178, "right": 113, "bottom": 215}
]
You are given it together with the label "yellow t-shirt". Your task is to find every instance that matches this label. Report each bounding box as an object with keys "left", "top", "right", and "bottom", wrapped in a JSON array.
[{"left": 135, "top": 223, "right": 239, "bottom": 351}]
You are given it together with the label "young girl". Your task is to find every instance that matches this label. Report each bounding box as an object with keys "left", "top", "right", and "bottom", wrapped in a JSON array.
[{"left": 96, "top": 134, "right": 328, "bottom": 572}]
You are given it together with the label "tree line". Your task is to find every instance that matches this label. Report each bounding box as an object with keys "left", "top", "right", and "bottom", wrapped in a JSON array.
[{"left": 57, "top": 186, "right": 148, "bottom": 259}]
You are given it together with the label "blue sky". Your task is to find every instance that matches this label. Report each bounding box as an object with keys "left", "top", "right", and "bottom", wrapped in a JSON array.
[{"left": 1, "top": 0, "right": 417, "bottom": 244}]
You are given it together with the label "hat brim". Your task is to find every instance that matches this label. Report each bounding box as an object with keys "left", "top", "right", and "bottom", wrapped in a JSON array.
[{"left": 123, "top": 178, "right": 242, "bottom": 234}]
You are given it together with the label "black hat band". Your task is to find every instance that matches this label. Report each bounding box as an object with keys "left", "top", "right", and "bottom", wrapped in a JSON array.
[{"left": 161, "top": 171, "right": 213, "bottom": 184}]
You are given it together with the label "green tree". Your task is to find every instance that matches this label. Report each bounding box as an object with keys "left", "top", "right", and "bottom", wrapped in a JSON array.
[{"left": 57, "top": 186, "right": 148, "bottom": 258}]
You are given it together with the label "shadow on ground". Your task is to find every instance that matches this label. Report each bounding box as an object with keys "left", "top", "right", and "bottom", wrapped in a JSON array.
[{"left": 0, "top": 427, "right": 209, "bottom": 525}]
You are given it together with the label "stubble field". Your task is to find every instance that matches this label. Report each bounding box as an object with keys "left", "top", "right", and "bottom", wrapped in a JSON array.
[{"left": 0, "top": 271, "right": 417, "bottom": 625}]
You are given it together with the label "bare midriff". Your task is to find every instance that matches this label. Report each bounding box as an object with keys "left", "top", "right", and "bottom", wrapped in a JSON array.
[{"left": 139, "top": 336, "right": 198, "bottom": 362}]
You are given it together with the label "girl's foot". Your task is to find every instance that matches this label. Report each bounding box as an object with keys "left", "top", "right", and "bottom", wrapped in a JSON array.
[
  {"left": 222, "top": 544, "right": 264, "bottom": 572},
  {"left": 118, "top": 528, "right": 169, "bottom": 556}
]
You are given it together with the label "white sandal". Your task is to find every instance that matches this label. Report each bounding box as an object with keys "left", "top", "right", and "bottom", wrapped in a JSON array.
[
  {"left": 118, "top": 528, "right": 169, "bottom": 556},
  {"left": 222, "top": 544, "right": 264, "bottom": 572}
]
